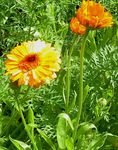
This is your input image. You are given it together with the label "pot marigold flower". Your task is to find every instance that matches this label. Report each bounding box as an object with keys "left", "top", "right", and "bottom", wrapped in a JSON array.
[
  {"left": 76, "top": 0, "right": 113, "bottom": 28},
  {"left": 70, "top": 0, "right": 113, "bottom": 34},
  {"left": 5, "top": 40, "right": 61, "bottom": 87},
  {"left": 70, "top": 17, "right": 87, "bottom": 35}
]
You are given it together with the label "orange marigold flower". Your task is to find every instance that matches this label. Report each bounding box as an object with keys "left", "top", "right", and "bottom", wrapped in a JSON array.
[
  {"left": 5, "top": 40, "right": 61, "bottom": 87},
  {"left": 76, "top": 0, "right": 113, "bottom": 28},
  {"left": 70, "top": 17, "right": 87, "bottom": 35}
]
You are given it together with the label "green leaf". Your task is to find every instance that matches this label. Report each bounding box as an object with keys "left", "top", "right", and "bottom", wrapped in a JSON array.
[
  {"left": 9, "top": 136, "right": 31, "bottom": 150},
  {"left": 69, "top": 91, "right": 77, "bottom": 110},
  {"left": 87, "top": 134, "right": 107, "bottom": 150},
  {"left": 35, "top": 135, "right": 42, "bottom": 150},
  {"left": 66, "top": 136, "right": 74, "bottom": 150},
  {"left": 0, "top": 146, "right": 8, "bottom": 150},
  {"left": 88, "top": 31, "right": 97, "bottom": 52},
  {"left": 78, "top": 122, "right": 97, "bottom": 136},
  {"left": 28, "top": 107, "right": 34, "bottom": 124},
  {"left": 106, "top": 133, "right": 118, "bottom": 148},
  {"left": 28, "top": 107, "right": 35, "bottom": 137},
  {"left": 57, "top": 113, "right": 74, "bottom": 149},
  {"left": 0, "top": 137, "right": 7, "bottom": 144},
  {"left": 83, "top": 85, "right": 89, "bottom": 102},
  {"left": 37, "top": 129, "right": 56, "bottom": 150},
  {"left": 77, "top": 122, "right": 97, "bottom": 142},
  {"left": 58, "top": 113, "right": 74, "bottom": 131},
  {"left": 57, "top": 117, "right": 66, "bottom": 150}
]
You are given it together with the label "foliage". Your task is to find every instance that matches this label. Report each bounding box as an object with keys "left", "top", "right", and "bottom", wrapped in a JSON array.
[{"left": 0, "top": 0, "right": 118, "bottom": 150}]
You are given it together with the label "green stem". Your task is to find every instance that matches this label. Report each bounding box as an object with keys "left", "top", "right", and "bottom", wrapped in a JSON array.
[
  {"left": 73, "top": 32, "right": 89, "bottom": 140},
  {"left": 17, "top": 99, "right": 38, "bottom": 150},
  {"left": 66, "top": 35, "right": 77, "bottom": 113},
  {"left": 77, "top": 35, "right": 87, "bottom": 124}
]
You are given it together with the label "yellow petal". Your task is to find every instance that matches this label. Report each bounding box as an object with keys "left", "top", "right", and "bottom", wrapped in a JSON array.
[{"left": 11, "top": 72, "right": 23, "bottom": 82}]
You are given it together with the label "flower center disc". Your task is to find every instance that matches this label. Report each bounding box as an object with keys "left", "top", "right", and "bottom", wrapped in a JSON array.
[
  {"left": 19, "top": 54, "right": 39, "bottom": 72},
  {"left": 27, "top": 55, "right": 36, "bottom": 62}
]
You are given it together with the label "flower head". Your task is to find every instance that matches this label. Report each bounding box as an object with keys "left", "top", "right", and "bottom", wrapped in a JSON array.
[
  {"left": 5, "top": 40, "right": 61, "bottom": 87},
  {"left": 76, "top": 0, "right": 113, "bottom": 28},
  {"left": 70, "top": 0, "right": 113, "bottom": 34},
  {"left": 70, "top": 17, "right": 86, "bottom": 35}
]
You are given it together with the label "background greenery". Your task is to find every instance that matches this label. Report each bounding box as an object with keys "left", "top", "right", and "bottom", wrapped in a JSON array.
[{"left": 0, "top": 0, "right": 118, "bottom": 149}]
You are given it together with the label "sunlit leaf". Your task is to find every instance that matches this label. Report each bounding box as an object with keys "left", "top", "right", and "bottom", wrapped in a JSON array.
[
  {"left": 66, "top": 136, "right": 74, "bottom": 150},
  {"left": 35, "top": 135, "right": 42, "bottom": 150},
  {"left": 9, "top": 136, "right": 31, "bottom": 150},
  {"left": 28, "top": 107, "right": 34, "bottom": 125},
  {"left": 77, "top": 122, "right": 97, "bottom": 136},
  {"left": 58, "top": 113, "right": 74, "bottom": 131},
  {"left": 57, "top": 113, "right": 74, "bottom": 149},
  {"left": 87, "top": 134, "right": 107, "bottom": 150},
  {"left": 57, "top": 117, "right": 66, "bottom": 149}
]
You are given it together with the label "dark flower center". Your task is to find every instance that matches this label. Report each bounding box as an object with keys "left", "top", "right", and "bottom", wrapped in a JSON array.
[
  {"left": 26, "top": 55, "right": 37, "bottom": 62},
  {"left": 19, "top": 54, "right": 39, "bottom": 71}
]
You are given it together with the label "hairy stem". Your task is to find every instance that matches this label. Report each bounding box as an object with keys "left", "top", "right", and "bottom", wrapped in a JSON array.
[{"left": 73, "top": 32, "right": 89, "bottom": 141}]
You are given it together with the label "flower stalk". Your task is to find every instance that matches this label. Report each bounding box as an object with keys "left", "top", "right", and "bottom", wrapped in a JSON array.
[
  {"left": 66, "top": 35, "right": 77, "bottom": 113},
  {"left": 16, "top": 99, "right": 38, "bottom": 150},
  {"left": 16, "top": 87, "right": 38, "bottom": 150},
  {"left": 77, "top": 33, "right": 87, "bottom": 124},
  {"left": 73, "top": 32, "right": 88, "bottom": 140}
]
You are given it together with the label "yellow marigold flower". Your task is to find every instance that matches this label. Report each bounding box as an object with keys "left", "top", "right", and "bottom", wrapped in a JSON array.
[
  {"left": 70, "top": 17, "right": 87, "bottom": 35},
  {"left": 76, "top": 0, "right": 113, "bottom": 28},
  {"left": 5, "top": 40, "right": 61, "bottom": 87}
]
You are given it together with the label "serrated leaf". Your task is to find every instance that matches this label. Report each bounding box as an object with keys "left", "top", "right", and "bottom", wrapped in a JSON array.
[{"left": 37, "top": 129, "right": 56, "bottom": 150}]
